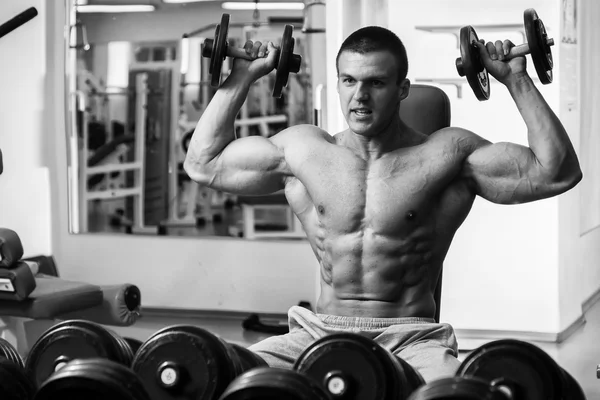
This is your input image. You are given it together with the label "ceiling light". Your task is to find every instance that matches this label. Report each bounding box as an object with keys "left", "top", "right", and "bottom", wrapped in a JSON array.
[
  {"left": 76, "top": 5, "right": 156, "bottom": 13},
  {"left": 222, "top": 2, "right": 305, "bottom": 11},
  {"left": 162, "top": 0, "right": 210, "bottom": 3}
]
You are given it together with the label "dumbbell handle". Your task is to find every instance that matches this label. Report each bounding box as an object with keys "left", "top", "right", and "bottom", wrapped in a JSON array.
[
  {"left": 456, "top": 37, "right": 554, "bottom": 76},
  {"left": 203, "top": 38, "right": 255, "bottom": 61},
  {"left": 504, "top": 37, "right": 554, "bottom": 60}
]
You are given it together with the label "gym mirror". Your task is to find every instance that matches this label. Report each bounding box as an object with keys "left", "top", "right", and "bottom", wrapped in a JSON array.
[{"left": 65, "top": 0, "right": 325, "bottom": 239}]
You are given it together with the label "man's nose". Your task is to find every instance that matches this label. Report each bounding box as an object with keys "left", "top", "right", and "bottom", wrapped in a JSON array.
[{"left": 353, "top": 83, "right": 369, "bottom": 101}]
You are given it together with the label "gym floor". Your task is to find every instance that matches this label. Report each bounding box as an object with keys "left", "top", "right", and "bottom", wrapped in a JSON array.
[{"left": 98, "top": 301, "right": 600, "bottom": 398}]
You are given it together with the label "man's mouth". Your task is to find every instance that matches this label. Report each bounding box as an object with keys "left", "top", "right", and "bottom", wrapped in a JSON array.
[{"left": 352, "top": 108, "right": 372, "bottom": 116}]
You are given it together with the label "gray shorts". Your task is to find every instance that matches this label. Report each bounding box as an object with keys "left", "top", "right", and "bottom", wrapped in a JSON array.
[{"left": 248, "top": 305, "right": 460, "bottom": 382}]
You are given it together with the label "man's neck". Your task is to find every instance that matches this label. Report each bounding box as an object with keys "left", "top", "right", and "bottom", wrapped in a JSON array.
[{"left": 341, "top": 118, "right": 416, "bottom": 161}]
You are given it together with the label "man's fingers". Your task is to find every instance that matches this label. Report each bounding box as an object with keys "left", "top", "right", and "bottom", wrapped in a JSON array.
[
  {"left": 258, "top": 42, "right": 268, "bottom": 58},
  {"left": 244, "top": 40, "right": 253, "bottom": 55},
  {"left": 502, "top": 39, "right": 514, "bottom": 57},
  {"left": 495, "top": 40, "right": 504, "bottom": 61},
  {"left": 486, "top": 41, "right": 497, "bottom": 61},
  {"left": 251, "top": 41, "right": 262, "bottom": 58}
]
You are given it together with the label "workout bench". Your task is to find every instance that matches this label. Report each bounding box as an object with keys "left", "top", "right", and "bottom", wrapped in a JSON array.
[{"left": 0, "top": 248, "right": 141, "bottom": 357}]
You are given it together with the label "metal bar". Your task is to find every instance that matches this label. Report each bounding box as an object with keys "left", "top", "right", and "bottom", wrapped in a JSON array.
[
  {"left": 86, "top": 162, "right": 143, "bottom": 175},
  {"left": 85, "top": 187, "right": 142, "bottom": 201}
]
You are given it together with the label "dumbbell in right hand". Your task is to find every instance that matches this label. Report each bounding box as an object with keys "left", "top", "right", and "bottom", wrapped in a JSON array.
[{"left": 201, "top": 13, "right": 302, "bottom": 98}]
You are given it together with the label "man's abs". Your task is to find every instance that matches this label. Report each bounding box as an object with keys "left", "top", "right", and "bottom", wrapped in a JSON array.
[
  {"left": 282, "top": 136, "right": 477, "bottom": 318},
  {"left": 311, "top": 223, "right": 444, "bottom": 319}
]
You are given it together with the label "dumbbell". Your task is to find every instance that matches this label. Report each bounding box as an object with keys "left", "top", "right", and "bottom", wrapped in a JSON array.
[
  {"left": 454, "top": 339, "right": 586, "bottom": 400},
  {"left": 456, "top": 8, "right": 554, "bottom": 101},
  {"left": 0, "top": 338, "right": 36, "bottom": 400},
  {"left": 407, "top": 376, "right": 509, "bottom": 400},
  {"left": 34, "top": 358, "right": 151, "bottom": 400},
  {"left": 293, "top": 333, "right": 425, "bottom": 400},
  {"left": 131, "top": 325, "right": 268, "bottom": 400},
  {"left": 25, "top": 319, "right": 137, "bottom": 389},
  {"left": 202, "top": 13, "right": 302, "bottom": 98},
  {"left": 219, "top": 367, "right": 333, "bottom": 400}
]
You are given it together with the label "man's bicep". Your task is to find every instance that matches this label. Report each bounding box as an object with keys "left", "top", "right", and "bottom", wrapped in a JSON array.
[
  {"left": 462, "top": 141, "right": 545, "bottom": 204},
  {"left": 205, "top": 135, "right": 289, "bottom": 195}
]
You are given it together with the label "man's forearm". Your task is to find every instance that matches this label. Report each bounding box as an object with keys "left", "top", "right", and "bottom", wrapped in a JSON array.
[
  {"left": 506, "top": 73, "right": 581, "bottom": 179},
  {"left": 185, "top": 75, "right": 253, "bottom": 167}
]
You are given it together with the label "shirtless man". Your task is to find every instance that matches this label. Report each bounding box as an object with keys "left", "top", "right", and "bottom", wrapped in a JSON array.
[{"left": 184, "top": 26, "right": 582, "bottom": 381}]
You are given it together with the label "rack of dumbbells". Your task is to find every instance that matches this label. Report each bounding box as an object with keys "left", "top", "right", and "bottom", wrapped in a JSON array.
[{"left": 0, "top": 321, "right": 588, "bottom": 399}]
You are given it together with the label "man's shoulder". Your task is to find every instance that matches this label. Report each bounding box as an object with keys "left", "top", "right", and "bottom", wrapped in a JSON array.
[
  {"left": 425, "top": 127, "right": 489, "bottom": 153},
  {"left": 271, "top": 124, "right": 336, "bottom": 145}
]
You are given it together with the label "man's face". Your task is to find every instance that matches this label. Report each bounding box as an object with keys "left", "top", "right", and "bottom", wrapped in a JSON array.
[{"left": 337, "top": 50, "right": 409, "bottom": 137}]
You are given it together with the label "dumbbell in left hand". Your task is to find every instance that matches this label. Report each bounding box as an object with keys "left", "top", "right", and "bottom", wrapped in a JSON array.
[{"left": 456, "top": 8, "right": 554, "bottom": 101}]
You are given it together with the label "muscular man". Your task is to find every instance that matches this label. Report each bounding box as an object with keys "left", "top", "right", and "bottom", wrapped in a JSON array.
[{"left": 184, "top": 27, "right": 582, "bottom": 381}]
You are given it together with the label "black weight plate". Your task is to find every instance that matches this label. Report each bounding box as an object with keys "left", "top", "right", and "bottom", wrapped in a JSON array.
[
  {"left": 272, "top": 24, "right": 294, "bottom": 98},
  {"left": 458, "top": 25, "right": 490, "bottom": 101},
  {"left": 560, "top": 367, "right": 586, "bottom": 400},
  {"left": 396, "top": 356, "right": 425, "bottom": 395},
  {"left": 210, "top": 13, "right": 230, "bottom": 88},
  {"left": 456, "top": 339, "right": 563, "bottom": 400},
  {"left": 230, "top": 343, "right": 268, "bottom": 372},
  {"left": 35, "top": 358, "right": 151, "bottom": 400},
  {"left": 406, "top": 376, "right": 506, "bottom": 400},
  {"left": 132, "top": 325, "right": 240, "bottom": 400},
  {"left": 294, "top": 333, "right": 408, "bottom": 400},
  {"left": 219, "top": 367, "right": 332, "bottom": 400},
  {"left": 111, "top": 331, "right": 135, "bottom": 366},
  {"left": 524, "top": 8, "right": 553, "bottom": 84},
  {"left": 124, "top": 337, "right": 143, "bottom": 356},
  {"left": 0, "top": 337, "right": 24, "bottom": 367},
  {"left": 25, "top": 319, "right": 125, "bottom": 388},
  {"left": 0, "top": 357, "right": 36, "bottom": 400}
]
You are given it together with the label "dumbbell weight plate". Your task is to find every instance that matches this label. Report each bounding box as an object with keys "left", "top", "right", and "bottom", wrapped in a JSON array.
[
  {"left": 524, "top": 8, "right": 553, "bottom": 84},
  {"left": 0, "top": 358, "right": 36, "bottom": 400},
  {"left": 209, "top": 13, "right": 230, "bottom": 88},
  {"left": 0, "top": 337, "right": 24, "bottom": 367},
  {"left": 272, "top": 24, "right": 294, "bottom": 98},
  {"left": 560, "top": 367, "right": 587, "bottom": 400},
  {"left": 456, "top": 339, "right": 564, "bottom": 400},
  {"left": 25, "top": 319, "right": 129, "bottom": 388},
  {"left": 34, "top": 358, "right": 151, "bottom": 400},
  {"left": 110, "top": 330, "right": 135, "bottom": 366},
  {"left": 132, "top": 325, "right": 243, "bottom": 400},
  {"left": 124, "top": 337, "right": 143, "bottom": 357},
  {"left": 219, "top": 367, "right": 332, "bottom": 400},
  {"left": 457, "top": 25, "right": 490, "bottom": 101},
  {"left": 406, "top": 376, "right": 507, "bottom": 400},
  {"left": 294, "top": 333, "right": 415, "bottom": 400}
]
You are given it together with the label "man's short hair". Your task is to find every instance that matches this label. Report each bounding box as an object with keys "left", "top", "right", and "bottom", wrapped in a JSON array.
[{"left": 336, "top": 26, "right": 409, "bottom": 82}]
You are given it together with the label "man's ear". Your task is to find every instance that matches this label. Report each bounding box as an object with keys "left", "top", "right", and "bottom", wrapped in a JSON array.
[{"left": 399, "top": 78, "right": 411, "bottom": 101}]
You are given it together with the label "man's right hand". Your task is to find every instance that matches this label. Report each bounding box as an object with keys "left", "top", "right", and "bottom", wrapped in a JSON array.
[{"left": 229, "top": 40, "right": 279, "bottom": 84}]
